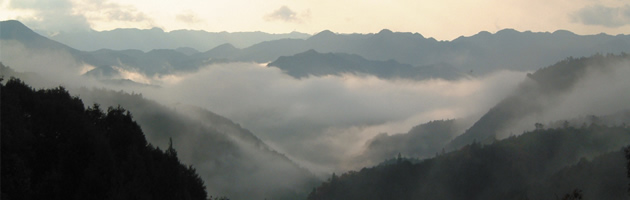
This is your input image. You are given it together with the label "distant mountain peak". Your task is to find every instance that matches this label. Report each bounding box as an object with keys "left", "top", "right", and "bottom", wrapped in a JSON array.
[
  {"left": 378, "top": 29, "right": 394, "bottom": 35},
  {"left": 149, "top": 27, "right": 164, "bottom": 32},
  {"left": 477, "top": 30, "right": 492, "bottom": 36},
  {"left": 552, "top": 30, "right": 576, "bottom": 36},
  {"left": 0, "top": 20, "right": 79, "bottom": 52},
  {"left": 174, "top": 47, "right": 200, "bottom": 56},
  {"left": 302, "top": 49, "right": 319, "bottom": 54},
  {"left": 496, "top": 28, "right": 519, "bottom": 35},
  {"left": 1, "top": 20, "right": 26, "bottom": 27},
  {"left": 316, "top": 30, "right": 335, "bottom": 35},
  {"left": 309, "top": 30, "right": 336, "bottom": 40},
  {"left": 0, "top": 20, "right": 37, "bottom": 40},
  {"left": 214, "top": 43, "right": 238, "bottom": 50}
]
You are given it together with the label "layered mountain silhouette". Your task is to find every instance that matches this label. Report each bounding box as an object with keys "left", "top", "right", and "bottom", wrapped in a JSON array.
[
  {"left": 210, "top": 29, "right": 630, "bottom": 76},
  {"left": 46, "top": 27, "right": 310, "bottom": 51},
  {"left": 1, "top": 20, "right": 223, "bottom": 81},
  {"left": 268, "top": 49, "right": 464, "bottom": 80},
  {"left": 358, "top": 53, "right": 630, "bottom": 166},
  {"left": 4, "top": 19, "right": 630, "bottom": 199},
  {"left": 318, "top": 52, "right": 630, "bottom": 198},
  {"left": 5, "top": 20, "right": 630, "bottom": 82}
]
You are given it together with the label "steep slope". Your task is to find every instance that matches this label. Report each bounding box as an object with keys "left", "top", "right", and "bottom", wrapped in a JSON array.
[
  {"left": 0, "top": 20, "right": 218, "bottom": 79},
  {"left": 1, "top": 60, "right": 319, "bottom": 199},
  {"left": 1, "top": 78, "right": 207, "bottom": 200},
  {"left": 358, "top": 119, "right": 469, "bottom": 164},
  {"left": 0, "top": 20, "right": 79, "bottom": 53},
  {"left": 73, "top": 87, "right": 319, "bottom": 200},
  {"left": 449, "top": 53, "right": 630, "bottom": 149},
  {"left": 307, "top": 125, "right": 630, "bottom": 200}
]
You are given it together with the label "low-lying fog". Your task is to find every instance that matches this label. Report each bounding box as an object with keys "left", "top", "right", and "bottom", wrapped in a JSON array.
[
  {"left": 139, "top": 63, "right": 525, "bottom": 173},
  {"left": 1, "top": 44, "right": 527, "bottom": 174},
  {"left": 5, "top": 43, "right": 630, "bottom": 176}
]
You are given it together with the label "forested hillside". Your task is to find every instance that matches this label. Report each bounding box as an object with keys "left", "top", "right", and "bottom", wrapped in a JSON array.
[
  {"left": 449, "top": 53, "right": 630, "bottom": 149},
  {"left": 308, "top": 124, "right": 630, "bottom": 200},
  {"left": 359, "top": 119, "right": 465, "bottom": 164},
  {"left": 1, "top": 61, "right": 319, "bottom": 200},
  {"left": 1, "top": 78, "right": 207, "bottom": 200},
  {"left": 74, "top": 88, "right": 320, "bottom": 200}
]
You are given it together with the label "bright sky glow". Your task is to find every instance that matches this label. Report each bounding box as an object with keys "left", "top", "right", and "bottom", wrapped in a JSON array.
[{"left": 1, "top": 0, "right": 629, "bottom": 40}]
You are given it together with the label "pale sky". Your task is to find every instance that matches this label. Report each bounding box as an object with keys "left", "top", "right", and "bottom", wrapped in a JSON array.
[{"left": 1, "top": 0, "right": 629, "bottom": 40}]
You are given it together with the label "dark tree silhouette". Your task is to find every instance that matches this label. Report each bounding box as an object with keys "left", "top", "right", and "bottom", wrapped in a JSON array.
[
  {"left": 1, "top": 78, "right": 208, "bottom": 200},
  {"left": 560, "top": 189, "right": 583, "bottom": 200},
  {"left": 625, "top": 146, "right": 630, "bottom": 194}
]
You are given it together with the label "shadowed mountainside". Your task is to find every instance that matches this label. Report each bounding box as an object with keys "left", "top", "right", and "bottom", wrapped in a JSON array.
[
  {"left": 1, "top": 78, "right": 207, "bottom": 200},
  {"left": 308, "top": 124, "right": 630, "bottom": 200},
  {"left": 268, "top": 49, "right": 464, "bottom": 80},
  {"left": 73, "top": 88, "right": 320, "bottom": 200},
  {"left": 449, "top": 53, "right": 630, "bottom": 150},
  {"left": 1, "top": 62, "right": 319, "bottom": 200}
]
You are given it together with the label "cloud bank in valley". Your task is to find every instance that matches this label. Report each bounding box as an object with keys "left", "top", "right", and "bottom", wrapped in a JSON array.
[
  {"left": 136, "top": 62, "right": 526, "bottom": 173},
  {"left": 0, "top": 42, "right": 528, "bottom": 174},
  {"left": 5, "top": 42, "right": 629, "bottom": 176}
]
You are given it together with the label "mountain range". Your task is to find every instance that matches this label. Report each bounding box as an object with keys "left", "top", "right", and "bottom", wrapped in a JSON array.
[
  {"left": 358, "top": 53, "right": 630, "bottom": 164},
  {"left": 203, "top": 28, "right": 630, "bottom": 76},
  {"left": 44, "top": 27, "right": 310, "bottom": 52},
  {"left": 5, "top": 20, "right": 630, "bottom": 82},
  {"left": 268, "top": 49, "right": 465, "bottom": 80},
  {"left": 2, "top": 19, "right": 630, "bottom": 199}
]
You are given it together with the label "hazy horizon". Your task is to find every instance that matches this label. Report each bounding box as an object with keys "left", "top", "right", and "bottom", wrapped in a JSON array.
[
  {"left": 2, "top": 1, "right": 630, "bottom": 199},
  {"left": 2, "top": 0, "right": 629, "bottom": 40}
]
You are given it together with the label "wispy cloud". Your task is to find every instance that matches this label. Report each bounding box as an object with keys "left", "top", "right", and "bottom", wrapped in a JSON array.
[
  {"left": 6, "top": 0, "right": 156, "bottom": 33},
  {"left": 76, "top": 0, "right": 156, "bottom": 28},
  {"left": 8, "top": 0, "right": 91, "bottom": 32},
  {"left": 264, "top": 5, "right": 310, "bottom": 23},
  {"left": 572, "top": 4, "right": 630, "bottom": 27},
  {"left": 176, "top": 10, "right": 204, "bottom": 24}
]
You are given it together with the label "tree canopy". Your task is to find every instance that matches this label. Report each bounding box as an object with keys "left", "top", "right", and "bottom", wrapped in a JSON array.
[{"left": 1, "top": 78, "right": 207, "bottom": 200}]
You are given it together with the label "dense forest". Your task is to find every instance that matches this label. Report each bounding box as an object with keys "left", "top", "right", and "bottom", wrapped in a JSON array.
[
  {"left": 360, "top": 119, "right": 464, "bottom": 163},
  {"left": 308, "top": 124, "right": 630, "bottom": 200},
  {"left": 1, "top": 78, "right": 207, "bottom": 200},
  {"left": 0, "top": 61, "right": 319, "bottom": 200}
]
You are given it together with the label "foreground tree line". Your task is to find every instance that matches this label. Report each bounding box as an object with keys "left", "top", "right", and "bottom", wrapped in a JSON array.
[{"left": 1, "top": 78, "right": 207, "bottom": 200}]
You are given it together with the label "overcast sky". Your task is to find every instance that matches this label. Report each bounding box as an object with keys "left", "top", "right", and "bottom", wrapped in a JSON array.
[{"left": 1, "top": 0, "right": 629, "bottom": 40}]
